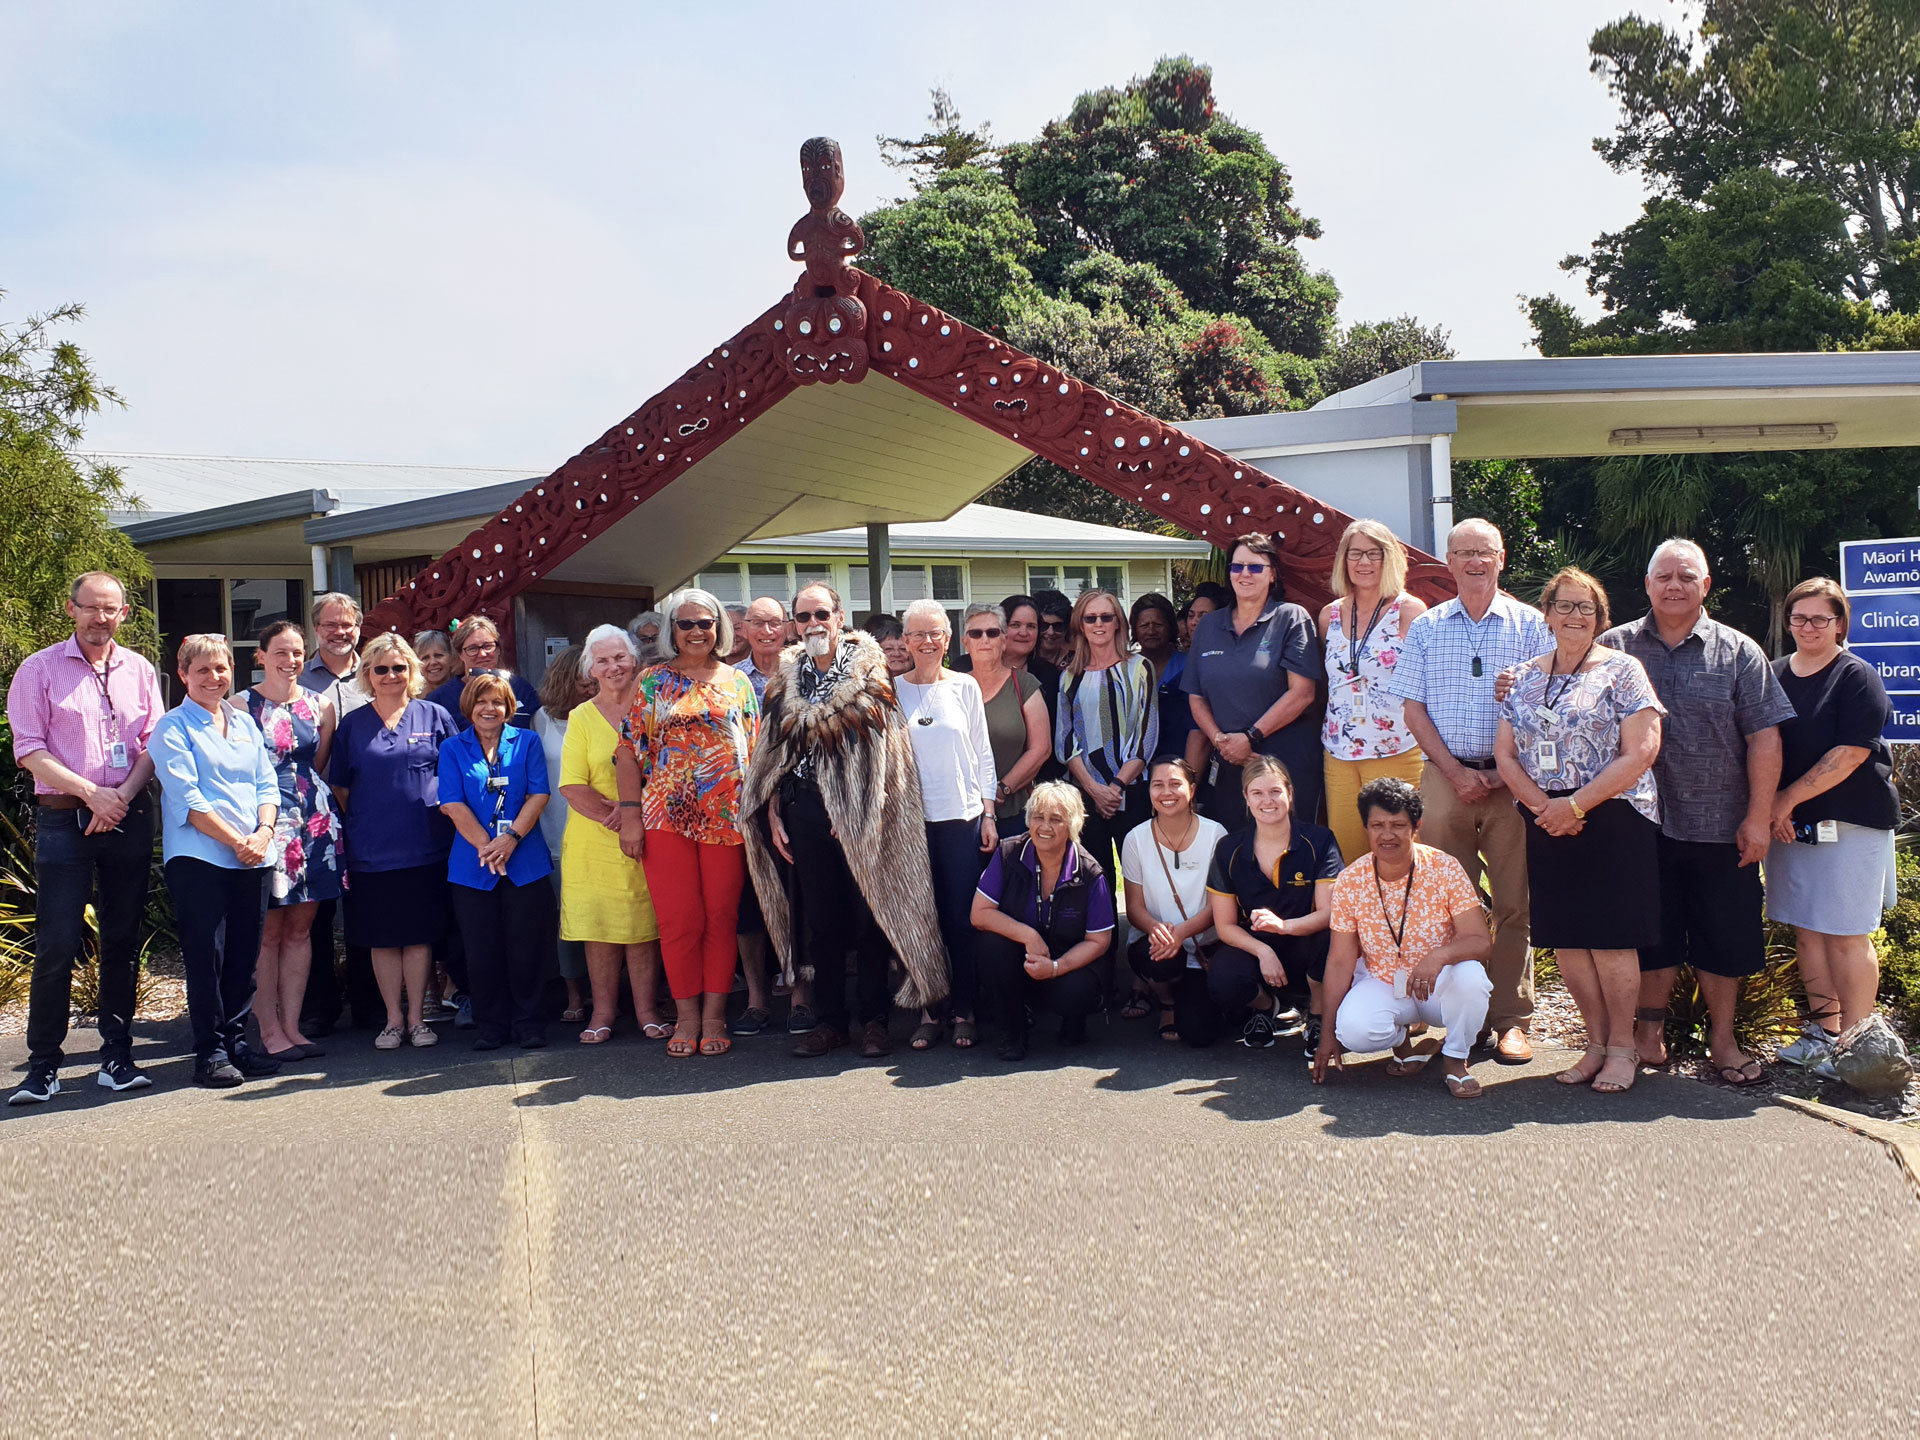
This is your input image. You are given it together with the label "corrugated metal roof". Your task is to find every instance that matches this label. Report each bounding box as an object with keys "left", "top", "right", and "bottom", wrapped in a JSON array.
[{"left": 91, "top": 452, "right": 540, "bottom": 523}]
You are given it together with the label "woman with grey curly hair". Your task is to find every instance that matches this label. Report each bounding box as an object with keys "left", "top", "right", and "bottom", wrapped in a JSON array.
[{"left": 628, "top": 609, "right": 668, "bottom": 666}]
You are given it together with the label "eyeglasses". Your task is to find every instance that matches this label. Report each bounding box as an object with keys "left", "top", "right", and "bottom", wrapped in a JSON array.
[
  {"left": 1548, "top": 600, "right": 1598, "bottom": 617},
  {"left": 459, "top": 641, "right": 498, "bottom": 657},
  {"left": 1081, "top": 613, "right": 1119, "bottom": 625},
  {"left": 1228, "top": 562, "right": 1269, "bottom": 574},
  {"left": 72, "top": 604, "right": 125, "bottom": 617},
  {"left": 370, "top": 663, "right": 409, "bottom": 677},
  {"left": 1449, "top": 548, "right": 1500, "bottom": 563},
  {"left": 1038, "top": 619, "right": 1069, "bottom": 633},
  {"left": 965, "top": 627, "right": 1002, "bottom": 639},
  {"left": 745, "top": 617, "right": 786, "bottom": 629},
  {"left": 1788, "top": 613, "right": 1839, "bottom": 630},
  {"left": 904, "top": 629, "right": 945, "bottom": 642},
  {"left": 674, "top": 617, "right": 715, "bottom": 632},
  {"left": 795, "top": 608, "right": 835, "bottom": 623},
  {"left": 1347, "top": 547, "right": 1386, "bottom": 564}
]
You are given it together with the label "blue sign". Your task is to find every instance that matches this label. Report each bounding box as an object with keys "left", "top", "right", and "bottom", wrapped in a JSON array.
[
  {"left": 1841, "top": 535, "right": 1920, "bottom": 742},
  {"left": 1841, "top": 538, "right": 1920, "bottom": 594}
]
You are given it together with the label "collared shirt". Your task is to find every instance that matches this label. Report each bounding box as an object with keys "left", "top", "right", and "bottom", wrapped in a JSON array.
[
  {"left": 1205, "top": 820, "right": 1344, "bottom": 925},
  {"left": 791, "top": 639, "right": 860, "bottom": 782},
  {"left": 1601, "top": 612, "right": 1795, "bottom": 844},
  {"left": 975, "top": 837, "right": 1116, "bottom": 934},
  {"left": 1180, "top": 601, "right": 1323, "bottom": 761},
  {"left": 7, "top": 636, "right": 165, "bottom": 793},
  {"left": 426, "top": 670, "right": 541, "bottom": 731},
  {"left": 298, "top": 652, "right": 370, "bottom": 718},
  {"left": 740, "top": 653, "right": 777, "bottom": 704},
  {"left": 329, "top": 699, "right": 459, "bottom": 872},
  {"left": 437, "top": 724, "right": 553, "bottom": 890},
  {"left": 1390, "top": 591, "right": 1552, "bottom": 760},
  {"left": 151, "top": 699, "right": 281, "bottom": 870}
]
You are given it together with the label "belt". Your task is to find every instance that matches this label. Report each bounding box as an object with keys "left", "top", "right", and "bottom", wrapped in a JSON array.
[
  {"left": 35, "top": 795, "right": 83, "bottom": 811},
  {"left": 1452, "top": 756, "right": 1498, "bottom": 771}
]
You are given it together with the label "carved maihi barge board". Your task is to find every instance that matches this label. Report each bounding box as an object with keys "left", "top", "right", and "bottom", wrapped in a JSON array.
[{"left": 364, "top": 138, "right": 1450, "bottom": 640}]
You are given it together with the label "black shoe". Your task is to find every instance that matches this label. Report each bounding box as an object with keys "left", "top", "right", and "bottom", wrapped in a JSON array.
[
  {"left": 8, "top": 1068, "right": 60, "bottom": 1106},
  {"left": 1058, "top": 1013, "right": 1088, "bottom": 1047},
  {"left": 998, "top": 1030, "right": 1030, "bottom": 1062},
  {"left": 517, "top": 1031, "right": 548, "bottom": 1049},
  {"left": 301, "top": 1015, "right": 336, "bottom": 1039},
  {"left": 193, "top": 1062, "right": 244, "bottom": 1088},
  {"left": 1301, "top": 1015, "right": 1322, "bottom": 1055},
  {"left": 472, "top": 1037, "right": 503, "bottom": 1052},
  {"left": 95, "top": 1057, "right": 152, "bottom": 1092},
  {"left": 230, "top": 1051, "right": 281, "bottom": 1079},
  {"left": 787, "top": 1004, "right": 820, "bottom": 1036},
  {"left": 1241, "top": 1012, "right": 1277, "bottom": 1049},
  {"left": 297, "top": 1042, "right": 327, "bottom": 1059}
]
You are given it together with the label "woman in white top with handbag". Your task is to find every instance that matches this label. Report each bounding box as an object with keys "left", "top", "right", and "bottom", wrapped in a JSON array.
[
  {"left": 894, "top": 599, "right": 999, "bottom": 1050},
  {"left": 1122, "top": 757, "right": 1228, "bottom": 1046}
]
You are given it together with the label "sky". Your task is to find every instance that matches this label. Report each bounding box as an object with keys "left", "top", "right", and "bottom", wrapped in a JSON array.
[{"left": 1, "top": 0, "right": 1660, "bottom": 469}]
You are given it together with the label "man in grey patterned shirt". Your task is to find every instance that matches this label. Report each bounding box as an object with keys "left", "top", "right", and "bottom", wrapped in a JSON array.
[{"left": 1601, "top": 539, "right": 1794, "bottom": 1086}]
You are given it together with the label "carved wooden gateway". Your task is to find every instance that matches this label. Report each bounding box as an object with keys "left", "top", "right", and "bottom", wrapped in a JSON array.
[{"left": 364, "top": 139, "right": 1449, "bottom": 639}]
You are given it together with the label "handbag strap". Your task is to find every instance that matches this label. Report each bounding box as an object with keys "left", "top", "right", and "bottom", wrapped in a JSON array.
[{"left": 1150, "top": 820, "right": 1193, "bottom": 923}]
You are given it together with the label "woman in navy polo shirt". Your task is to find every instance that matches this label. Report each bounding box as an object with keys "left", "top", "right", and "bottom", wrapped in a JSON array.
[
  {"left": 970, "top": 780, "right": 1116, "bottom": 1062},
  {"left": 439, "top": 673, "right": 554, "bottom": 1050},
  {"left": 330, "top": 633, "right": 458, "bottom": 1051}
]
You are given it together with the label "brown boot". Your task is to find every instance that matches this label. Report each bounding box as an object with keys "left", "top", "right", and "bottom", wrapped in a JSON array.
[
  {"left": 860, "top": 1019, "right": 893, "bottom": 1058},
  {"left": 792, "top": 1024, "right": 848, "bottom": 1058}
]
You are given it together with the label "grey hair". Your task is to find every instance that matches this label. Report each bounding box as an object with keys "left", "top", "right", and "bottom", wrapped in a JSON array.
[
  {"left": 1646, "top": 537, "right": 1710, "bottom": 579},
  {"left": 582, "top": 623, "right": 640, "bottom": 681},
  {"left": 900, "top": 598, "right": 951, "bottom": 634},
  {"left": 1444, "top": 518, "right": 1504, "bottom": 553},
  {"left": 626, "top": 609, "right": 666, "bottom": 663},
  {"left": 311, "top": 591, "right": 362, "bottom": 627},
  {"left": 962, "top": 601, "right": 1005, "bottom": 628},
  {"left": 411, "top": 629, "right": 452, "bottom": 656},
  {"left": 1025, "top": 779, "right": 1087, "bottom": 840},
  {"left": 658, "top": 586, "right": 733, "bottom": 658},
  {"left": 69, "top": 571, "right": 127, "bottom": 604}
]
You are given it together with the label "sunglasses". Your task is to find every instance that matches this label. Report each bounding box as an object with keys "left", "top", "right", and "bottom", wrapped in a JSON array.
[
  {"left": 1081, "top": 613, "right": 1119, "bottom": 625},
  {"left": 1228, "top": 561, "right": 1269, "bottom": 574},
  {"left": 965, "top": 627, "right": 1002, "bottom": 639},
  {"left": 795, "top": 608, "right": 835, "bottom": 623},
  {"left": 1038, "top": 620, "right": 1069, "bottom": 633},
  {"left": 674, "top": 617, "right": 715, "bottom": 632},
  {"left": 370, "top": 664, "right": 409, "bottom": 677}
]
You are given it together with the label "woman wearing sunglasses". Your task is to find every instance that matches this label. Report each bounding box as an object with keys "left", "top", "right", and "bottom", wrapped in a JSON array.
[
  {"left": 329, "top": 633, "right": 459, "bottom": 1050},
  {"left": 615, "top": 587, "right": 760, "bottom": 1058}
]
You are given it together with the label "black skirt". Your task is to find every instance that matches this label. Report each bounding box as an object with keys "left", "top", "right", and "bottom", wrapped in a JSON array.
[
  {"left": 344, "top": 863, "right": 450, "bottom": 949},
  {"left": 1523, "top": 794, "right": 1661, "bottom": 951}
]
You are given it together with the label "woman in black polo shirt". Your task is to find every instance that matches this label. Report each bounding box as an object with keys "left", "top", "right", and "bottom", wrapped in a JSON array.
[
  {"left": 1766, "top": 577, "right": 1900, "bottom": 1070},
  {"left": 1206, "top": 754, "right": 1343, "bottom": 1057}
]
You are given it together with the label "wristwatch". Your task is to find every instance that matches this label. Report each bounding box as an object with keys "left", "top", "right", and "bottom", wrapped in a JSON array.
[
  {"left": 1567, "top": 795, "right": 1588, "bottom": 820},
  {"left": 1244, "top": 725, "right": 1264, "bottom": 745}
]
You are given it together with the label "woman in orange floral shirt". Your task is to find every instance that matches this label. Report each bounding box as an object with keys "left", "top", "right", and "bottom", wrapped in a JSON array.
[{"left": 615, "top": 587, "right": 760, "bottom": 1058}]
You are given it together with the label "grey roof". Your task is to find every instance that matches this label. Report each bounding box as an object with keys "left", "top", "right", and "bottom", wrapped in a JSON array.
[
  {"left": 94, "top": 453, "right": 541, "bottom": 524},
  {"left": 1180, "top": 400, "right": 1456, "bottom": 453}
]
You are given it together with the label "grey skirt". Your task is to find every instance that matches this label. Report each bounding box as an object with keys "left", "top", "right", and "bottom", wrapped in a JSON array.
[{"left": 1765, "top": 823, "right": 1898, "bottom": 936}]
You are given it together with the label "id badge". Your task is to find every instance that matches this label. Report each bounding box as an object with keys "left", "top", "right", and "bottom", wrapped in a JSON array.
[
  {"left": 1535, "top": 739, "right": 1560, "bottom": 775},
  {"left": 494, "top": 815, "right": 515, "bottom": 839},
  {"left": 1392, "top": 969, "right": 1410, "bottom": 1000},
  {"left": 1816, "top": 819, "right": 1839, "bottom": 844},
  {"left": 108, "top": 740, "right": 129, "bottom": 770}
]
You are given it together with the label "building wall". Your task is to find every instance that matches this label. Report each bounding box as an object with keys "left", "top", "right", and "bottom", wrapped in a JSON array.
[
  {"left": 511, "top": 589, "right": 652, "bottom": 686},
  {"left": 1233, "top": 443, "right": 1435, "bottom": 551}
]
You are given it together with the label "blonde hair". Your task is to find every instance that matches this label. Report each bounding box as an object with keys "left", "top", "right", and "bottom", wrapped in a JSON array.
[
  {"left": 1025, "top": 780, "right": 1087, "bottom": 840},
  {"left": 1332, "top": 518, "right": 1408, "bottom": 599},
  {"left": 356, "top": 632, "right": 424, "bottom": 698},
  {"left": 1065, "top": 589, "right": 1129, "bottom": 678},
  {"left": 175, "top": 633, "right": 233, "bottom": 673}
]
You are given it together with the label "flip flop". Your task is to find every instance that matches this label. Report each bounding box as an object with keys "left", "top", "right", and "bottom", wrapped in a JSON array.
[
  {"left": 1444, "top": 1071, "right": 1483, "bottom": 1099},
  {"left": 578, "top": 1026, "right": 613, "bottom": 1045},
  {"left": 561, "top": 1007, "right": 588, "bottom": 1024},
  {"left": 640, "top": 1021, "right": 674, "bottom": 1040},
  {"left": 1386, "top": 1036, "right": 1442, "bottom": 1076},
  {"left": 1716, "top": 1058, "right": 1767, "bottom": 1087}
]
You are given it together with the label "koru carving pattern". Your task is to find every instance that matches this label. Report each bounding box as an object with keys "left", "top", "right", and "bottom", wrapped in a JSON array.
[{"left": 365, "top": 137, "right": 1451, "bottom": 637}]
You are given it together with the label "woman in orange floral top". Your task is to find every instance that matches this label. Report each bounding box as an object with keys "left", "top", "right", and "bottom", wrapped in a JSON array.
[{"left": 615, "top": 587, "right": 760, "bottom": 1058}]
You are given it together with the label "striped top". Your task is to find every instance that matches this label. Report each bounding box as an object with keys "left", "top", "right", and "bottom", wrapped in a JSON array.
[{"left": 1053, "top": 654, "right": 1159, "bottom": 785}]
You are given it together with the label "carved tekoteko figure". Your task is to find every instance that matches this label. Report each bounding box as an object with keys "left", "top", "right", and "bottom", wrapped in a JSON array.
[{"left": 782, "top": 136, "right": 869, "bottom": 383}]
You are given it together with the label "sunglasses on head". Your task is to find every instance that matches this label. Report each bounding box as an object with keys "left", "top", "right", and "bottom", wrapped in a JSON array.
[
  {"left": 674, "top": 617, "right": 715, "bottom": 632},
  {"left": 965, "top": 626, "right": 1002, "bottom": 639},
  {"left": 1228, "top": 561, "right": 1269, "bottom": 574},
  {"left": 795, "top": 608, "right": 835, "bottom": 623},
  {"left": 370, "top": 664, "right": 408, "bottom": 677}
]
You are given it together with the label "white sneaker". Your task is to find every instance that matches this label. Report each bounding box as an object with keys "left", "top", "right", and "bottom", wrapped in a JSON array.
[{"left": 1778, "top": 1025, "right": 1838, "bottom": 1067}]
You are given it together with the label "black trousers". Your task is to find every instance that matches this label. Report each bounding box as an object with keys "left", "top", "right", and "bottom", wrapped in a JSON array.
[
  {"left": 979, "top": 932, "right": 1102, "bottom": 1039},
  {"left": 1128, "top": 936, "right": 1223, "bottom": 1048},
  {"left": 1076, "top": 778, "right": 1150, "bottom": 979},
  {"left": 165, "top": 856, "right": 268, "bottom": 1066},
  {"left": 925, "top": 817, "right": 986, "bottom": 1018},
  {"left": 26, "top": 795, "right": 154, "bottom": 1069},
  {"left": 1207, "top": 935, "right": 1329, "bottom": 1013},
  {"left": 450, "top": 878, "right": 554, "bottom": 1043},
  {"left": 783, "top": 782, "right": 892, "bottom": 1031},
  {"left": 303, "top": 899, "right": 382, "bottom": 1029}
]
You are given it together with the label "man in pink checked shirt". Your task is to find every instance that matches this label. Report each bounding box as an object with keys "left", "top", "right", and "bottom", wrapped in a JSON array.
[{"left": 6, "top": 571, "right": 165, "bottom": 1105}]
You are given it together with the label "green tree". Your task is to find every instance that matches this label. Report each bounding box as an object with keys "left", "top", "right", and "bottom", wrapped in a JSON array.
[
  {"left": 877, "top": 88, "right": 1000, "bottom": 190},
  {"left": 1317, "top": 315, "right": 1455, "bottom": 395},
  {"left": 859, "top": 167, "right": 1043, "bottom": 335}
]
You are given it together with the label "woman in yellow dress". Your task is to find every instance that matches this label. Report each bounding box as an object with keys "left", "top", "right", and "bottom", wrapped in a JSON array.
[{"left": 559, "top": 625, "right": 668, "bottom": 1042}]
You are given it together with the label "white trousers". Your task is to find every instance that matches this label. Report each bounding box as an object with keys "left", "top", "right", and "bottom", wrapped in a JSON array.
[{"left": 1334, "top": 960, "right": 1493, "bottom": 1061}]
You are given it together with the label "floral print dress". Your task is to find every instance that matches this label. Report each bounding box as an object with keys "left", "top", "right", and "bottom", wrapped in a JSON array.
[
  {"left": 1321, "top": 594, "right": 1420, "bottom": 760},
  {"left": 241, "top": 687, "right": 343, "bottom": 905}
]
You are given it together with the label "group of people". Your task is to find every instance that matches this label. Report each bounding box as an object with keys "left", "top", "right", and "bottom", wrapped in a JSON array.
[{"left": 6, "top": 511, "right": 1900, "bottom": 1103}]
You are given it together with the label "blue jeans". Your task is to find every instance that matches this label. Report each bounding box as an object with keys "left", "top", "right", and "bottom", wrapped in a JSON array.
[
  {"left": 26, "top": 795, "right": 154, "bottom": 1069},
  {"left": 925, "top": 817, "right": 988, "bottom": 1018}
]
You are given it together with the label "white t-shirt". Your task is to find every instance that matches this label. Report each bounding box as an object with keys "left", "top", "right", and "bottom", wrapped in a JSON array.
[
  {"left": 1121, "top": 815, "right": 1227, "bottom": 967},
  {"left": 894, "top": 672, "right": 997, "bottom": 823},
  {"left": 533, "top": 707, "right": 572, "bottom": 857}
]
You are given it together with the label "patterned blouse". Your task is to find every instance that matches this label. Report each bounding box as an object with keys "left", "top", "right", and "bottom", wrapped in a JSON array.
[
  {"left": 1053, "top": 654, "right": 1159, "bottom": 785},
  {"left": 1322, "top": 594, "right": 1418, "bottom": 760},
  {"left": 1330, "top": 844, "right": 1482, "bottom": 983},
  {"left": 620, "top": 663, "right": 760, "bottom": 845},
  {"left": 1501, "top": 650, "right": 1666, "bottom": 823}
]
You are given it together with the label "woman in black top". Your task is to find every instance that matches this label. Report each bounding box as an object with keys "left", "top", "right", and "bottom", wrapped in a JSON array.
[{"left": 1765, "top": 577, "right": 1900, "bottom": 1068}]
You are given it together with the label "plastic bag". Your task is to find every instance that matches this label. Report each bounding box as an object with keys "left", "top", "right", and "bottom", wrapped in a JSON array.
[{"left": 1829, "top": 1014, "right": 1915, "bottom": 1097}]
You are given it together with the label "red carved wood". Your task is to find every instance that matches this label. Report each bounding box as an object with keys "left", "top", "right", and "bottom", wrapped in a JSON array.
[{"left": 367, "top": 140, "right": 1452, "bottom": 638}]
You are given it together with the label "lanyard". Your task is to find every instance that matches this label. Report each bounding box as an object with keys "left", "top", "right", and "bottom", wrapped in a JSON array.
[
  {"left": 1344, "top": 595, "right": 1390, "bottom": 679},
  {"left": 1543, "top": 644, "right": 1595, "bottom": 712},
  {"left": 482, "top": 741, "right": 507, "bottom": 823},
  {"left": 1374, "top": 858, "right": 1416, "bottom": 955},
  {"left": 87, "top": 651, "right": 122, "bottom": 739}
]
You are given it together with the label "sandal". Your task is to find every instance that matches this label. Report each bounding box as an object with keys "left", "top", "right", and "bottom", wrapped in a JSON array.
[
  {"left": 1634, "top": 1008, "right": 1673, "bottom": 1069},
  {"left": 561, "top": 1006, "right": 587, "bottom": 1024},
  {"left": 666, "top": 1035, "right": 699, "bottom": 1058},
  {"left": 1386, "top": 1035, "right": 1440, "bottom": 1076},
  {"left": 1118, "top": 990, "right": 1153, "bottom": 1021},
  {"left": 909, "top": 1020, "right": 945, "bottom": 1051},
  {"left": 1159, "top": 1008, "right": 1180, "bottom": 1043},
  {"left": 579, "top": 1025, "right": 612, "bottom": 1045},
  {"left": 640, "top": 1020, "right": 673, "bottom": 1040},
  {"left": 952, "top": 1018, "right": 976, "bottom": 1049},
  {"left": 1556, "top": 1046, "right": 1606, "bottom": 1086},
  {"left": 1591, "top": 1046, "right": 1638, "bottom": 1094},
  {"left": 699, "top": 1035, "right": 732, "bottom": 1057},
  {"left": 1444, "top": 1070, "right": 1483, "bottom": 1099},
  {"left": 1716, "top": 1057, "right": 1767, "bottom": 1087}
]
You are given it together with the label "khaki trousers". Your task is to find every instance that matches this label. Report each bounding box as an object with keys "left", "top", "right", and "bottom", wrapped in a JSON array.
[
  {"left": 1324, "top": 749, "right": 1427, "bottom": 865},
  {"left": 1416, "top": 767, "right": 1533, "bottom": 1032}
]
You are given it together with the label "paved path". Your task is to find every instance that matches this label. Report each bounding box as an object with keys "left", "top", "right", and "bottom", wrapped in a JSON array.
[{"left": 4, "top": 1015, "right": 1917, "bottom": 1438}]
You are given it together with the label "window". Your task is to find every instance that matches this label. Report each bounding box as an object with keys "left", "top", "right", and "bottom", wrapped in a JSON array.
[
  {"left": 846, "top": 562, "right": 969, "bottom": 619},
  {"left": 696, "top": 565, "right": 744, "bottom": 604},
  {"left": 1027, "top": 563, "right": 1126, "bottom": 604},
  {"left": 747, "top": 563, "right": 789, "bottom": 601}
]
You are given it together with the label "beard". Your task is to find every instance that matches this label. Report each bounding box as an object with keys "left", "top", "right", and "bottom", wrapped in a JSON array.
[{"left": 804, "top": 632, "right": 833, "bottom": 659}]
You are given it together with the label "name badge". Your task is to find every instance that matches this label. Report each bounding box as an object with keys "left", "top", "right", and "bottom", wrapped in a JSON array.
[
  {"left": 1816, "top": 819, "right": 1839, "bottom": 843},
  {"left": 1533, "top": 707, "right": 1559, "bottom": 728},
  {"left": 494, "top": 816, "right": 515, "bottom": 839},
  {"left": 1535, "top": 740, "right": 1561, "bottom": 774},
  {"left": 108, "top": 740, "right": 129, "bottom": 769}
]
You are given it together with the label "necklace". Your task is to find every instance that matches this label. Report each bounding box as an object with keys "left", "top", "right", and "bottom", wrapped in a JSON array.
[
  {"left": 1374, "top": 857, "right": 1417, "bottom": 955},
  {"left": 901, "top": 675, "right": 940, "bottom": 726},
  {"left": 1153, "top": 812, "right": 1199, "bottom": 868}
]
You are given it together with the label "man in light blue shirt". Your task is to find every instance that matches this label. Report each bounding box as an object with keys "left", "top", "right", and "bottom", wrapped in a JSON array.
[{"left": 1389, "top": 518, "right": 1553, "bottom": 1062}]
